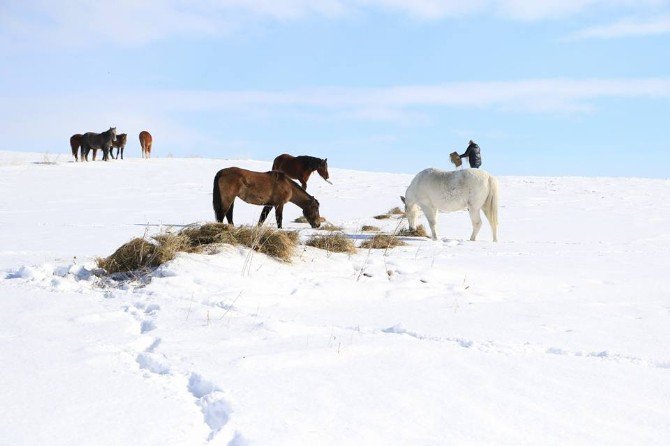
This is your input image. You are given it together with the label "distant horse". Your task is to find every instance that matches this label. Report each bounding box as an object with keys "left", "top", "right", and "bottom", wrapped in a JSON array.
[
  {"left": 401, "top": 168, "right": 498, "bottom": 241},
  {"left": 213, "top": 167, "right": 322, "bottom": 229},
  {"left": 271, "top": 154, "right": 330, "bottom": 189},
  {"left": 80, "top": 127, "right": 116, "bottom": 161},
  {"left": 139, "top": 131, "right": 152, "bottom": 158},
  {"left": 110, "top": 133, "right": 127, "bottom": 160},
  {"left": 70, "top": 134, "right": 82, "bottom": 161}
]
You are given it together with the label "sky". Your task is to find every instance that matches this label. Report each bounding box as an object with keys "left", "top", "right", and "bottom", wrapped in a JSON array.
[{"left": 1, "top": 0, "right": 669, "bottom": 177}]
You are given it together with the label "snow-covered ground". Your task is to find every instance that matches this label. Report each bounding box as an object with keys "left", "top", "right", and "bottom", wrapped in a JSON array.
[{"left": 1, "top": 151, "right": 669, "bottom": 445}]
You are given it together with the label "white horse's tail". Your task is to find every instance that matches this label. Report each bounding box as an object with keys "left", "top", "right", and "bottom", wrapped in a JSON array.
[{"left": 482, "top": 175, "right": 499, "bottom": 242}]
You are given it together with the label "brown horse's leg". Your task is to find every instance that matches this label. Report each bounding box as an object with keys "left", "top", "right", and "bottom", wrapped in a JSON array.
[
  {"left": 258, "top": 206, "right": 272, "bottom": 226},
  {"left": 225, "top": 200, "right": 235, "bottom": 225},
  {"left": 120, "top": 146, "right": 124, "bottom": 160},
  {"left": 275, "top": 204, "right": 284, "bottom": 228}
]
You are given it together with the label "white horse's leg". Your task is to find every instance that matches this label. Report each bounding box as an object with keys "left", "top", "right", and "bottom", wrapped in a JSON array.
[
  {"left": 468, "top": 207, "right": 483, "bottom": 241},
  {"left": 420, "top": 204, "right": 439, "bottom": 240}
]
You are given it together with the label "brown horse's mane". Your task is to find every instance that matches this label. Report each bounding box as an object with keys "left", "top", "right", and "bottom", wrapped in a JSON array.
[
  {"left": 295, "top": 155, "right": 323, "bottom": 171},
  {"left": 266, "top": 170, "right": 314, "bottom": 198}
]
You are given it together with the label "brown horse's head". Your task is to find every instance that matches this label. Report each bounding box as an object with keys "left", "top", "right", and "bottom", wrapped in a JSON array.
[
  {"left": 316, "top": 158, "right": 329, "bottom": 181},
  {"left": 303, "top": 197, "right": 321, "bottom": 228}
]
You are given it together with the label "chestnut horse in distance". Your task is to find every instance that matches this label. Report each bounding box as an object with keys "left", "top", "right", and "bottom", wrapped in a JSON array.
[
  {"left": 213, "top": 167, "right": 322, "bottom": 229},
  {"left": 272, "top": 154, "right": 330, "bottom": 189},
  {"left": 139, "top": 131, "right": 152, "bottom": 158}
]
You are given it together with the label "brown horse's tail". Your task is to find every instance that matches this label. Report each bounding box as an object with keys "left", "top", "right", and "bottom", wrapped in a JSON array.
[{"left": 213, "top": 171, "right": 224, "bottom": 222}]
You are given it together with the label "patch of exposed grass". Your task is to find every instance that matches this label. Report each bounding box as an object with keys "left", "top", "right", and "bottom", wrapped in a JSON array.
[
  {"left": 306, "top": 233, "right": 356, "bottom": 254},
  {"left": 97, "top": 224, "right": 299, "bottom": 273},
  {"left": 361, "top": 225, "right": 380, "bottom": 232},
  {"left": 293, "top": 216, "right": 327, "bottom": 224},
  {"left": 397, "top": 224, "right": 429, "bottom": 238},
  {"left": 388, "top": 206, "right": 404, "bottom": 215},
  {"left": 359, "top": 234, "right": 407, "bottom": 250},
  {"left": 373, "top": 214, "right": 391, "bottom": 220},
  {"left": 319, "top": 222, "right": 344, "bottom": 231},
  {"left": 96, "top": 238, "right": 163, "bottom": 274}
]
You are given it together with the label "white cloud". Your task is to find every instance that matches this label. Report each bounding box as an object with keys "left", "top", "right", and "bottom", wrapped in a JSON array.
[
  {"left": 2, "top": 0, "right": 669, "bottom": 47},
  {"left": 567, "top": 15, "right": 670, "bottom": 39}
]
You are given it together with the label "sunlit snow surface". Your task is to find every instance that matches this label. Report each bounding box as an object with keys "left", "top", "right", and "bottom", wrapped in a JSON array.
[{"left": 1, "top": 151, "right": 668, "bottom": 445}]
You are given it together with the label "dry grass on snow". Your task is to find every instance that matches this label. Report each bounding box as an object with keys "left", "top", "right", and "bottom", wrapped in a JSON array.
[
  {"left": 397, "top": 224, "right": 429, "bottom": 238},
  {"left": 97, "top": 223, "right": 299, "bottom": 273},
  {"left": 359, "top": 234, "right": 407, "bottom": 250},
  {"left": 306, "top": 233, "right": 356, "bottom": 254}
]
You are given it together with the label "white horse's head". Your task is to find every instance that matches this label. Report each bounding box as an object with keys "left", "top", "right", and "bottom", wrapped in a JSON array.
[{"left": 400, "top": 196, "right": 420, "bottom": 230}]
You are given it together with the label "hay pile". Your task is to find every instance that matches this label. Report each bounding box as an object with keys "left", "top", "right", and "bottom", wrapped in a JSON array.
[
  {"left": 397, "top": 224, "right": 429, "bottom": 238},
  {"left": 318, "top": 222, "right": 343, "bottom": 231},
  {"left": 359, "top": 234, "right": 407, "bottom": 250},
  {"left": 97, "top": 223, "right": 299, "bottom": 273},
  {"left": 293, "top": 216, "right": 327, "bottom": 224},
  {"left": 373, "top": 214, "right": 391, "bottom": 220},
  {"left": 450, "top": 151, "right": 462, "bottom": 167},
  {"left": 96, "top": 238, "right": 164, "bottom": 274},
  {"left": 306, "top": 233, "right": 356, "bottom": 254},
  {"left": 361, "top": 225, "right": 380, "bottom": 232},
  {"left": 388, "top": 206, "right": 405, "bottom": 215}
]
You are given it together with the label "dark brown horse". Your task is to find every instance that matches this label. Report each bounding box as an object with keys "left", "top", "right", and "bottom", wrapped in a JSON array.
[
  {"left": 213, "top": 167, "right": 321, "bottom": 229},
  {"left": 110, "top": 133, "right": 127, "bottom": 160},
  {"left": 80, "top": 127, "right": 116, "bottom": 161},
  {"left": 271, "top": 154, "right": 330, "bottom": 189},
  {"left": 70, "top": 134, "right": 82, "bottom": 161},
  {"left": 139, "top": 131, "right": 152, "bottom": 158}
]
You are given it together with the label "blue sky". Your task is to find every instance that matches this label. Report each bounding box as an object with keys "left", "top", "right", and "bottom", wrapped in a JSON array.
[{"left": 1, "top": 1, "right": 669, "bottom": 177}]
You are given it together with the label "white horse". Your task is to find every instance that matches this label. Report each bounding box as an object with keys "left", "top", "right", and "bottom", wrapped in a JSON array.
[{"left": 401, "top": 168, "right": 499, "bottom": 242}]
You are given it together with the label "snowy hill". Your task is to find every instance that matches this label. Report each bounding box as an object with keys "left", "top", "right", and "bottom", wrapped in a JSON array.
[{"left": 1, "top": 151, "right": 669, "bottom": 445}]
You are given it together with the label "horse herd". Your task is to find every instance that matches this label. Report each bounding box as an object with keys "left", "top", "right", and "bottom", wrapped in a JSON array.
[
  {"left": 212, "top": 154, "right": 499, "bottom": 242},
  {"left": 67, "top": 127, "right": 498, "bottom": 241},
  {"left": 69, "top": 127, "right": 152, "bottom": 161}
]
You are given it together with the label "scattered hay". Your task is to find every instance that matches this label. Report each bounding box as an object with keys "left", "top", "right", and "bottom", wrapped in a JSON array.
[
  {"left": 294, "top": 216, "right": 327, "bottom": 224},
  {"left": 179, "top": 222, "right": 235, "bottom": 246},
  {"left": 361, "top": 225, "right": 380, "bottom": 232},
  {"left": 359, "top": 234, "right": 407, "bottom": 250},
  {"left": 228, "top": 226, "right": 297, "bottom": 262},
  {"left": 319, "top": 222, "right": 344, "bottom": 231},
  {"left": 373, "top": 214, "right": 391, "bottom": 220},
  {"left": 98, "top": 224, "right": 299, "bottom": 273},
  {"left": 397, "top": 224, "right": 429, "bottom": 238},
  {"left": 96, "top": 238, "right": 162, "bottom": 274},
  {"left": 306, "top": 233, "right": 356, "bottom": 254},
  {"left": 388, "top": 206, "right": 404, "bottom": 215}
]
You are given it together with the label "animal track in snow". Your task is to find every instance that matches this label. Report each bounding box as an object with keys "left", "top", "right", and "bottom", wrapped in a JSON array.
[
  {"left": 188, "top": 373, "right": 232, "bottom": 441},
  {"left": 381, "top": 323, "right": 667, "bottom": 369}
]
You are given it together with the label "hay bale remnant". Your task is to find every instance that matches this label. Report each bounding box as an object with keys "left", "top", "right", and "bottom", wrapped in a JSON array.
[
  {"left": 397, "top": 224, "right": 429, "bottom": 238},
  {"left": 306, "top": 233, "right": 356, "bottom": 254},
  {"left": 361, "top": 225, "right": 380, "bottom": 232},
  {"left": 359, "top": 234, "right": 407, "bottom": 250},
  {"left": 97, "top": 224, "right": 299, "bottom": 274}
]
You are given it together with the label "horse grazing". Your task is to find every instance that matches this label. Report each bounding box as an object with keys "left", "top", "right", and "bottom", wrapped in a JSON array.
[
  {"left": 110, "top": 133, "right": 127, "bottom": 160},
  {"left": 139, "top": 131, "right": 152, "bottom": 158},
  {"left": 271, "top": 154, "right": 330, "bottom": 189},
  {"left": 213, "top": 167, "right": 321, "bottom": 229},
  {"left": 80, "top": 127, "right": 117, "bottom": 161},
  {"left": 70, "top": 134, "right": 82, "bottom": 161},
  {"left": 401, "top": 168, "right": 499, "bottom": 242}
]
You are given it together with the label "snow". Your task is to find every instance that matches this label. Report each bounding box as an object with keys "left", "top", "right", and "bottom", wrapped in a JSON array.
[{"left": 1, "top": 151, "right": 669, "bottom": 445}]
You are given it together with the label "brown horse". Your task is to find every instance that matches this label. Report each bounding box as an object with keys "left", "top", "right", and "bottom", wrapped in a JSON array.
[
  {"left": 70, "top": 134, "right": 82, "bottom": 161},
  {"left": 271, "top": 154, "right": 330, "bottom": 189},
  {"left": 110, "top": 133, "right": 127, "bottom": 160},
  {"left": 213, "top": 167, "right": 321, "bottom": 229},
  {"left": 139, "top": 131, "right": 152, "bottom": 158}
]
